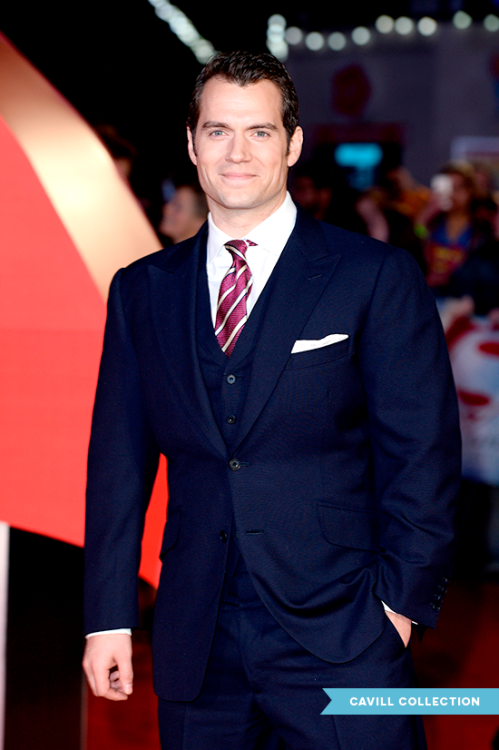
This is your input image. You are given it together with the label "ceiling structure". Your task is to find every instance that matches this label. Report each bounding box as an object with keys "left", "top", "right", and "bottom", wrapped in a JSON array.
[{"left": 1, "top": 0, "right": 499, "bottom": 199}]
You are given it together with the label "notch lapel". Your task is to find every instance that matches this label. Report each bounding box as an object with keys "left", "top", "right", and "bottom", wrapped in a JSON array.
[{"left": 148, "top": 228, "right": 228, "bottom": 459}]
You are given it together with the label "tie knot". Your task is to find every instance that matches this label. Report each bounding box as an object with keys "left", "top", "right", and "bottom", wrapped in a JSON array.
[{"left": 224, "top": 239, "right": 256, "bottom": 261}]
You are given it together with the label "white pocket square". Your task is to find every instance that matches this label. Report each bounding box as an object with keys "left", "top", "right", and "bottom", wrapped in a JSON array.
[{"left": 291, "top": 334, "right": 349, "bottom": 354}]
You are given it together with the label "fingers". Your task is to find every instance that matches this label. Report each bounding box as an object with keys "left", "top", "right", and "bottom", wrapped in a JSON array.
[{"left": 83, "top": 633, "right": 133, "bottom": 701}]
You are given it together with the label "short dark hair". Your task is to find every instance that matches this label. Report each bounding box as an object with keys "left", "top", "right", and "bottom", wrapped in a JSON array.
[{"left": 187, "top": 51, "right": 299, "bottom": 147}]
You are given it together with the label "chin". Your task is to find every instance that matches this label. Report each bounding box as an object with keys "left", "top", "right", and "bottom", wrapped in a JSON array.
[{"left": 215, "top": 194, "right": 259, "bottom": 211}]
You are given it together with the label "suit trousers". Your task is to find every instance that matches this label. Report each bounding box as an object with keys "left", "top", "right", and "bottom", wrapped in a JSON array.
[{"left": 158, "top": 558, "right": 427, "bottom": 750}]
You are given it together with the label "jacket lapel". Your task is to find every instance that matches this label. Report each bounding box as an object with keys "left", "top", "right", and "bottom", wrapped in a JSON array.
[
  {"left": 233, "top": 210, "right": 342, "bottom": 450},
  {"left": 147, "top": 211, "right": 341, "bottom": 459},
  {"left": 148, "top": 226, "right": 228, "bottom": 459}
]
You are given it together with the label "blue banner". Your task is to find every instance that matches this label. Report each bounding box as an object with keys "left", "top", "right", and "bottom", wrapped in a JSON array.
[{"left": 322, "top": 688, "right": 499, "bottom": 715}]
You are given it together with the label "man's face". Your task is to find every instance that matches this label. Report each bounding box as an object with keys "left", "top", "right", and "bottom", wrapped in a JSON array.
[{"left": 187, "top": 77, "right": 302, "bottom": 222}]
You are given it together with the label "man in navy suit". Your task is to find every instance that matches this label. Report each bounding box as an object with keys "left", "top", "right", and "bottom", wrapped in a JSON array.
[{"left": 83, "top": 52, "right": 460, "bottom": 749}]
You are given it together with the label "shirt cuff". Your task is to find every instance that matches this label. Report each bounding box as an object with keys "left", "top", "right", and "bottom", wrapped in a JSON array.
[
  {"left": 382, "top": 601, "right": 418, "bottom": 625},
  {"left": 85, "top": 628, "right": 132, "bottom": 638}
]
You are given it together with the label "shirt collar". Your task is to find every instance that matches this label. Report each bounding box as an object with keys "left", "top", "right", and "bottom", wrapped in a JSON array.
[{"left": 207, "top": 192, "right": 297, "bottom": 264}]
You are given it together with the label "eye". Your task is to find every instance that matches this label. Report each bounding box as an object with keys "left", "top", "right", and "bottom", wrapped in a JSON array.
[
  {"left": 254, "top": 131, "right": 269, "bottom": 138},
  {"left": 210, "top": 129, "right": 225, "bottom": 137}
]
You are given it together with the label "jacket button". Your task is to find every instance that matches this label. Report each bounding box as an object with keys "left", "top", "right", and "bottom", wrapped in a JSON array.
[
  {"left": 229, "top": 459, "right": 241, "bottom": 471},
  {"left": 226, "top": 415, "right": 237, "bottom": 424},
  {"left": 220, "top": 530, "right": 228, "bottom": 542},
  {"left": 226, "top": 374, "right": 236, "bottom": 384}
]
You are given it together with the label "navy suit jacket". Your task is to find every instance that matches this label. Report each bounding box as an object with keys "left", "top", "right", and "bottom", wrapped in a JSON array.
[{"left": 84, "top": 209, "right": 461, "bottom": 701}]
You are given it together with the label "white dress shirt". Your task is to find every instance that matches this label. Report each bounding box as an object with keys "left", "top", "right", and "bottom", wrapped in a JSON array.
[{"left": 206, "top": 192, "right": 297, "bottom": 324}]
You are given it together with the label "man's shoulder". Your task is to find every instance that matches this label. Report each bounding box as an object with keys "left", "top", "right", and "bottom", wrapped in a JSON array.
[
  {"left": 296, "top": 208, "right": 412, "bottom": 272},
  {"left": 129, "top": 233, "right": 202, "bottom": 273},
  {"left": 115, "top": 227, "right": 206, "bottom": 287}
]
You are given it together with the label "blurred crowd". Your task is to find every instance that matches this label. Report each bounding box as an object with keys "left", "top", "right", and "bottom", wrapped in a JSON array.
[{"left": 291, "top": 156, "right": 499, "bottom": 317}]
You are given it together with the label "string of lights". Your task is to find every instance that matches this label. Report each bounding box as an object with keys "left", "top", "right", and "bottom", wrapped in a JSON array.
[
  {"left": 267, "top": 11, "right": 499, "bottom": 61},
  {"left": 146, "top": 0, "right": 217, "bottom": 63},
  {"left": 143, "top": 2, "right": 499, "bottom": 65}
]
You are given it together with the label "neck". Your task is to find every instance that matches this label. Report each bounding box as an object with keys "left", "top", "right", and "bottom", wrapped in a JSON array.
[{"left": 208, "top": 193, "right": 286, "bottom": 237}]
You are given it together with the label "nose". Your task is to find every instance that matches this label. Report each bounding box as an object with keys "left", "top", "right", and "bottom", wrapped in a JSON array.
[{"left": 226, "top": 133, "right": 250, "bottom": 163}]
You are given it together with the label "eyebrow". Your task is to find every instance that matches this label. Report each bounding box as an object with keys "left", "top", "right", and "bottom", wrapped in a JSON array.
[{"left": 201, "top": 121, "right": 279, "bottom": 131}]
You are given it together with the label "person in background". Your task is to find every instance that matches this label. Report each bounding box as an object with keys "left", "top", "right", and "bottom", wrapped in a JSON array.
[
  {"left": 95, "top": 123, "right": 138, "bottom": 182},
  {"left": 470, "top": 160, "right": 497, "bottom": 206},
  {"left": 446, "top": 200, "right": 499, "bottom": 316},
  {"left": 381, "top": 165, "right": 431, "bottom": 224},
  {"left": 291, "top": 159, "right": 365, "bottom": 234},
  {"left": 355, "top": 186, "right": 425, "bottom": 272},
  {"left": 415, "top": 161, "right": 494, "bottom": 297},
  {"left": 159, "top": 180, "right": 208, "bottom": 245}
]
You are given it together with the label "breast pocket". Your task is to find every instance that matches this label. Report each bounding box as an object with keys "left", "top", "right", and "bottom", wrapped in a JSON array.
[{"left": 286, "top": 338, "right": 351, "bottom": 370}]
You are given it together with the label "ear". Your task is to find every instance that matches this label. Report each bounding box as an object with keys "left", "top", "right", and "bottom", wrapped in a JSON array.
[
  {"left": 287, "top": 126, "right": 303, "bottom": 168},
  {"left": 187, "top": 128, "right": 197, "bottom": 165}
]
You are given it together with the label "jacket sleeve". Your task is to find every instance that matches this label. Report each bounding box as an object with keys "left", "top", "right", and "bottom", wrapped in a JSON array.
[
  {"left": 358, "top": 247, "right": 461, "bottom": 628},
  {"left": 84, "top": 269, "right": 160, "bottom": 634}
]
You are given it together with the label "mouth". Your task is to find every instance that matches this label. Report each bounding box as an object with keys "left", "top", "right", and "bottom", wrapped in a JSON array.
[{"left": 221, "top": 172, "right": 256, "bottom": 181}]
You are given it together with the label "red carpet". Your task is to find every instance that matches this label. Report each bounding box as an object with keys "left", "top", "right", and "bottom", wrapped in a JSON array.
[
  {"left": 412, "top": 579, "right": 499, "bottom": 750},
  {"left": 86, "top": 580, "right": 499, "bottom": 749}
]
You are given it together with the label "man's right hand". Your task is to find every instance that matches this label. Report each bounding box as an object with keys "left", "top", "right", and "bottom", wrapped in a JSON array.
[{"left": 83, "top": 633, "right": 133, "bottom": 701}]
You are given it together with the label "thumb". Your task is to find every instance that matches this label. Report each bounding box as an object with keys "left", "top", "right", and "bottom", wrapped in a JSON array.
[{"left": 118, "top": 661, "right": 134, "bottom": 695}]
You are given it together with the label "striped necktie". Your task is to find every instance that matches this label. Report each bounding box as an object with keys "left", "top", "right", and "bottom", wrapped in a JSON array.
[{"left": 215, "top": 239, "right": 256, "bottom": 357}]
